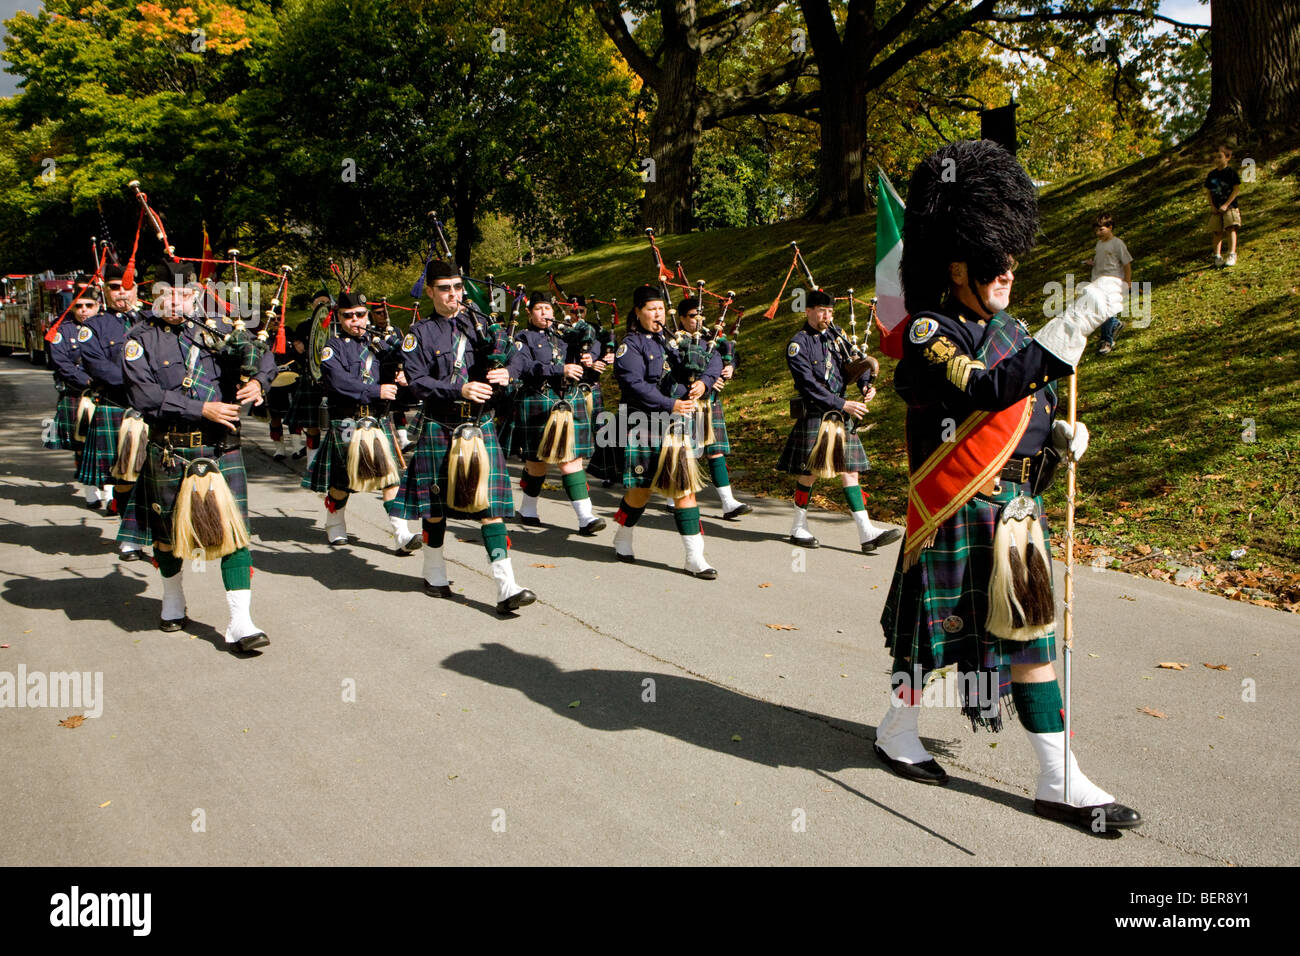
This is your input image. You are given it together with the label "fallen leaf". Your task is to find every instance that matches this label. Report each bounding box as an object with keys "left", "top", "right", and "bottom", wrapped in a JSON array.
[
  {"left": 98, "top": 800, "right": 111, "bottom": 808},
  {"left": 1135, "top": 543, "right": 1153, "bottom": 555},
  {"left": 1155, "top": 662, "right": 1189, "bottom": 670},
  {"left": 763, "top": 653, "right": 773, "bottom": 658},
  {"left": 1202, "top": 662, "right": 1231, "bottom": 671},
  {"left": 765, "top": 623, "right": 799, "bottom": 630},
  {"left": 730, "top": 734, "right": 742, "bottom": 742},
  {"left": 1202, "top": 473, "right": 1226, "bottom": 480},
  {"left": 1217, "top": 715, "right": 1226, "bottom": 720},
  {"left": 1138, "top": 706, "right": 1167, "bottom": 719},
  {"left": 1088, "top": 653, "right": 1100, "bottom": 658},
  {"left": 531, "top": 563, "right": 556, "bottom": 568},
  {"left": 447, "top": 774, "right": 458, "bottom": 780},
  {"left": 59, "top": 715, "right": 85, "bottom": 728},
  {"left": 568, "top": 700, "right": 580, "bottom": 708},
  {"left": 758, "top": 582, "right": 771, "bottom": 588}
]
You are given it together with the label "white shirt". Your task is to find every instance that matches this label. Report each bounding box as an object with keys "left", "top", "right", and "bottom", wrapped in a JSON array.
[{"left": 1092, "top": 237, "right": 1133, "bottom": 281}]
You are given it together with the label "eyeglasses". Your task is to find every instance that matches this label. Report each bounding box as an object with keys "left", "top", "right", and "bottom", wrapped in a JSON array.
[
  {"left": 682, "top": 311, "right": 700, "bottom": 319},
  {"left": 340, "top": 309, "right": 368, "bottom": 319},
  {"left": 434, "top": 282, "right": 463, "bottom": 293}
]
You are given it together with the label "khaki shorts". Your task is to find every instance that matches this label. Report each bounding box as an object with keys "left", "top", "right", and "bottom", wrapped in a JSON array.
[{"left": 1208, "top": 208, "right": 1242, "bottom": 233}]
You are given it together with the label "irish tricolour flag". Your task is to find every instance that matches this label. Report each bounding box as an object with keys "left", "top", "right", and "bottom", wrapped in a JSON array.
[{"left": 874, "top": 168, "right": 908, "bottom": 359}]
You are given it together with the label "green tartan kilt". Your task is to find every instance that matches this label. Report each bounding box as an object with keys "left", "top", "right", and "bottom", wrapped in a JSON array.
[
  {"left": 47, "top": 393, "right": 81, "bottom": 451},
  {"left": 118, "top": 442, "right": 249, "bottom": 550},
  {"left": 880, "top": 481, "right": 1056, "bottom": 729},
  {"left": 75, "top": 401, "right": 125, "bottom": 486},
  {"left": 507, "top": 385, "right": 594, "bottom": 461},
  {"left": 620, "top": 409, "right": 705, "bottom": 490},
  {"left": 392, "top": 414, "right": 513, "bottom": 521},
  {"left": 777, "top": 414, "right": 869, "bottom": 475},
  {"left": 303, "top": 415, "right": 401, "bottom": 493},
  {"left": 704, "top": 394, "right": 731, "bottom": 456},
  {"left": 286, "top": 378, "right": 323, "bottom": 432}
]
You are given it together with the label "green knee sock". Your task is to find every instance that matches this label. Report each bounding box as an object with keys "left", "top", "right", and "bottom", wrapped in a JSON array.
[
  {"left": 561, "top": 471, "right": 590, "bottom": 501},
  {"left": 842, "top": 485, "right": 866, "bottom": 512},
  {"left": 708, "top": 456, "right": 729, "bottom": 486},
  {"left": 384, "top": 498, "right": 399, "bottom": 516},
  {"left": 672, "top": 505, "right": 701, "bottom": 536},
  {"left": 1012, "top": 680, "right": 1065, "bottom": 733},
  {"left": 220, "top": 547, "right": 252, "bottom": 591},
  {"left": 482, "top": 522, "right": 509, "bottom": 563},
  {"left": 155, "top": 550, "right": 183, "bottom": 578}
]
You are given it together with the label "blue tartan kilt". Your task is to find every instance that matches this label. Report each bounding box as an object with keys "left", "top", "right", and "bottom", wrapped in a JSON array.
[
  {"left": 47, "top": 393, "right": 80, "bottom": 451},
  {"left": 777, "top": 414, "right": 869, "bottom": 475},
  {"left": 392, "top": 414, "right": 513, "bottom": 521},
  {"left": 507, "top": 385, "right": 594, "bottom": 461},
  {"left": 880, "top": 480, "right": 1056, "bottom": 730},
  {"left": 75, "top": 401, "right": 126, "bottom": 486},
  {"left": 303, "top": 415, "right": 401, "bottom": 493},
  {"left": 286, "top": 378, "right": 323, "bottom": 431},
  {"left": 704, "top": 394, "right": 731, "bottom": 456},
  {"left": 118, "top": 442, "right": 249, "bottom": 550}
]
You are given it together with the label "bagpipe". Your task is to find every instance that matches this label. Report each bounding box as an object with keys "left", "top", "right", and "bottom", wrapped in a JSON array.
[{"left": 643, "top": 229, "right": 745, "bottom": 356}]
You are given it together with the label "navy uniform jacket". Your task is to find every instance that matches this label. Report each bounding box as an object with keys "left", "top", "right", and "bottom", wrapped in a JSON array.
[
  {"left": 79, "top": 309, "right": 145, "bottom": 403},
  {"left": 319, "top": 330, "right": 400, "bottom": 407},
  {"left": 123, "top": 313, "right": 277, "bottom": 429},
  {"left": 786, "top": 323, "right": 870, "bottom": 415},
  {"left": 893, "top": 297, "right": 1073, "bottom": 472},
  {"left": 615, "top": 328, "right": 717, "bottom": 414},
  {"left": 49, "top": 320, "right": 92, "bottom": 391},
  {"left": 507, "top": 326, "right": 568, "bottom": 387},
  {"left": 401, "top": 308, "right": 498, "bottom": 408}
]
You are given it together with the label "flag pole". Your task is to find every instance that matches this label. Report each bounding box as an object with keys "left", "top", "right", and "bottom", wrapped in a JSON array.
[{"left": 1063, "top": 369, "right": 1078, "bottom": 804}]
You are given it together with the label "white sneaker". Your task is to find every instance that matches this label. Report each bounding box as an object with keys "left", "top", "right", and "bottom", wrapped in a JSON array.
[
  {"left": 1225, "top": 252, "right": 1237, "bottom": 266},
  {"left": 1214, "top": 254, "right": 1224, "bottom": 268}
]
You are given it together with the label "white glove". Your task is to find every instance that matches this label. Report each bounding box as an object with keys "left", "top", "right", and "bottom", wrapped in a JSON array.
[
  {"left": 1052, "top": 419, "right": 1090, "bottom": 461},
  {"left": 1034, "top": 276, "right": 1126, "bottom": 367}
]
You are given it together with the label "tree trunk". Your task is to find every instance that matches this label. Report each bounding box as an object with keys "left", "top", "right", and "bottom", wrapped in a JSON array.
[
  {"left": 643, "top": 44, "right": 702, "bottom": 234},
  {"left": 452, "top": 183, "right": 477, "bottom": 273},
  {"left": 1204, "top": 0, "right": 1300, "bottom": 134},
  {"left": 809, "top": 70, "right": 870, "bottom": 219}
]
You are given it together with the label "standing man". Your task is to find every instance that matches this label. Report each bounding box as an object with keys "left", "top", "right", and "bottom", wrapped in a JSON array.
[
  {"left": 303, "top": 291, "right": 418, "bottom": 552},
  {"left": 76, "top": 264, "right": 147, "bottom": 559},
  {"left": 875, "top": 140, "right": 1141, "bottom": 830},
  {"left": 506, "top": 291, "right": 605, "bottom": 535},
  {"left": 778, "top": 289, "right": 898, "bottom": 552},
  {"left": 391, "top": 260, "right": 535, "bottom": 614},
  {"left": 45, "top": 277, "right": 97, "bottom": 505},
  {"left": 611, "top": 285, "right": 718, "bottom": 579},
  {"left": 674, "top": 297, "right": 750, "bottom": 520},
  {"left": 119, "top": 260, "right": 276, "bottom": 651}
]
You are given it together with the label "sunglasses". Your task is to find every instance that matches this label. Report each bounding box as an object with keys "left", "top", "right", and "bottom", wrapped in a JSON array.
[
  {"left": 434, "top": 282, "right": 464, "bottom": 293},
  {"left": 74, "top": 301, "right": 98, "bottom": 308},
  {"left": 340, "top": 309, "right": 368, "bottom": 319}
]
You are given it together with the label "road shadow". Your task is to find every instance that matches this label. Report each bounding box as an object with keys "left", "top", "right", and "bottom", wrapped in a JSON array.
[{"left": 1, "top": 563, "right": 158, "bottom": 633}]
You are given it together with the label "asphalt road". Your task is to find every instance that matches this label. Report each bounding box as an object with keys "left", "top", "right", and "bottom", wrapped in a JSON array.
[{"left": 1, "top": 359, "right": 1294, "bottom": 866}]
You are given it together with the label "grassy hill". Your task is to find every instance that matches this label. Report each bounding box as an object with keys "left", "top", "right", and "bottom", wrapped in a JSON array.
[{"left": 491, "top": 136, "right": 1300, "bottom": 612}]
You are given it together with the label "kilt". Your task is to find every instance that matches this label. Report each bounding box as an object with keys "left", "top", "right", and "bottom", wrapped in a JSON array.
[
  {"left": 391, "top": 413, "right": 513, "bottom": 520},
  {"left": 286, "top": 377, "right": 323, "bottom": 432},
  {"left": 507, "top": 384, "right": 594, "bottom": 462},
  {"left": 118, "top": 442, "right": 249, "bottom": 551},
  {"left": 116, "top": 479, "right": 153, "bottom": 547},
  {"left": 880, "top": 479, "right": 1056, "bottom": 731},
  {"left": 267, "top": 382, "right": 295, "bottom": 418},
  {"left": 621, "top": 408, "right": 702, "bottom": 490},
  {"left": 303, "top": 414, "right": 401, "bottom": 493},
  {"left": 75, "top": 402, "right": 126, "bottom": 486},
  {"left": 704, "top": 394, "right": 731, "bottom": 456},
  {"left": 46, "top": 393, "right": 81, "bottom": 451},
  {"left": 777, "top": 414, "right": 868, "bottom": 475}
]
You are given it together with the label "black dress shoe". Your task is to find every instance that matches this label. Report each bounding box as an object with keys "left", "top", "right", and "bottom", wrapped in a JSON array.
[
  {"left": 159, "top": 616, "right": 188, "bottom": 633},
  {"left": 788, "top": 534, "right": 820, "bottom": 548},
  {"left": 615, "top": 552, "right": 636, "bottom": 563},
  {"left": 1034, "top": 799, "right": 1143, "bottom": 830},
  {"left": 873, "top": 743, "right": 950, "bottom": 786},
  {"left": 516, "top": 514, "right": 541, "bottom": 527},
  {"left": 85, "top": 499, "right": 103, "bottom": 511},
  {"left": 118, "top": 549, "right": 144, "bottom": 562},
  {"left": 686, "top": 566, "right": 718, "bottom": 580},
  {"left": 423, "top": 581, "right": 453, "bottom": 598},
  {"left": 235, "top": 632, "right": 270, "bottom": 652},
  {"left": 861, "top": 528, "right": 903, "bottom": 553},
  {"left": 722, "top": 503, "right": 753, "bottom": 520},
  {"left": 578, "top": 517, "right": 607, "bottom": 536},
  {"left": 292, "top": 448, "right": 307, "bottom": 460},
  {"left": 496, "top": 588, "right": 536, "bottom": 615}
]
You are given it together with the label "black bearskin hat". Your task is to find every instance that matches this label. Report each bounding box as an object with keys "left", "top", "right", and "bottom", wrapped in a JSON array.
[
  {"left": 901, "top": 140, "right": 1039, "bottom": 314},
  {"left": 805, "top": 289, "right": 833, "bottom": 309}
]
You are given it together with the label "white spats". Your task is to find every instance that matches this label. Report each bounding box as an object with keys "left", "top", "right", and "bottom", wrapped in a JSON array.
[
  {"left": 395, "top": 428, "right": 409, "bottom": 447},
  {"left": 852, "top": 508, "right": 881, "bottom": 543},
  {"left": 789, "top": 503, "right": 816, "bottom": 543},
  {"left": 681, "top": 533, "right": 715, "bottom": 576},
  {"left": 423, "top": 546, "right": 449, "bottom": 587},
  {"left": 389, "top": 513, "right": 420, "bottom": 552},
  {"left": 875, "top": 698, "right": 933, "bottom": 765},
  {"left": 613, "top": 523, "right": 635, "bottom": 559},
  {"left": 83, "top": 484, "right": 100, "bottom": 505},
  {"left": 490, "top": 556, "right": 526, "bottom": 604},
  {"left": 519, "top": 494, "right": 540, "bottom": 520},
  {"left": 715, "top": 484, "right": 741, "bottom": 512},
  {"left": 571, "top": 496, "right": 594, "bottom": 525},
  {"left": 101, "top": 483, "right": 114, "bottom": 503},
  {"left": 1024, "top": 730, "right": 1116, "bottom": 807},
  {"left": 324, "top": 504, "right": 347, "bottom": 544},
  {"left": 161, "top": 572, "right": 186, "bottom": 622},
  {"left": 271, "top": 439, "right": 287, "bottom": 459},
  {"left": 223, "top": 589, "right": 259, "bottom": 644}
]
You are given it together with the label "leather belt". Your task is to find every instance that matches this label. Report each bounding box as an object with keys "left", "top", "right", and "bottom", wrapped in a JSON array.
[
  {"left": 151, "top": 426, "right": 240, "bottom": 449},
  {"left": 1000, "top": 452, "right": 1042, "bottom": 485},
  {"left": 423, "top": 399, "right": 485, "bottom": 422}
]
